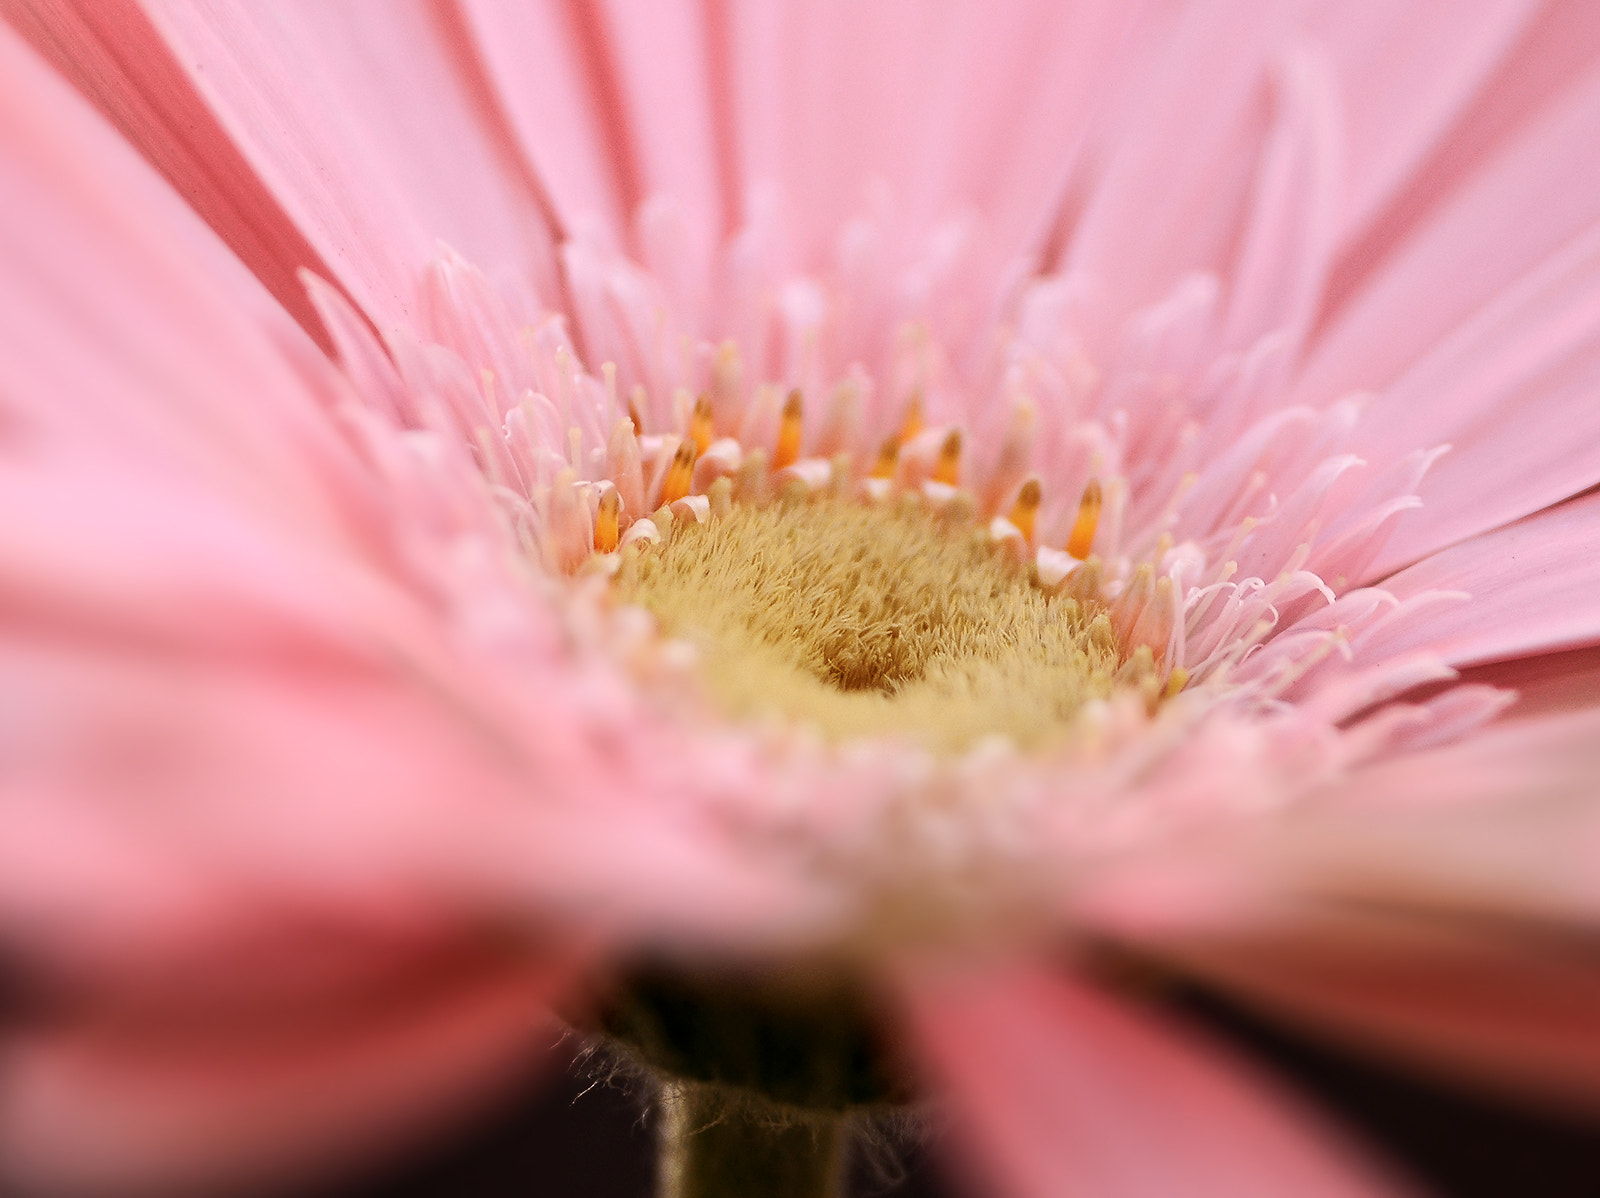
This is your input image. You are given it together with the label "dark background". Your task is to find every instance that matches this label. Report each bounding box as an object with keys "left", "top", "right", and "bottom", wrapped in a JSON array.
[{"left": 321, "top": 991, "right": 1600, "bottom": 1198}]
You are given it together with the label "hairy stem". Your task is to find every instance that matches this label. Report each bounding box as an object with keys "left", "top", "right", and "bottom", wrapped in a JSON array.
[{"left": 659, "top": 1083, "right": 847, "bottom": 1198}]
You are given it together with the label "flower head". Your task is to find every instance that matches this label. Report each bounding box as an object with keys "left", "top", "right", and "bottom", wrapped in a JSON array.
[{"left": 5, "top": 2, "right": 1600, "bottom": 1196}]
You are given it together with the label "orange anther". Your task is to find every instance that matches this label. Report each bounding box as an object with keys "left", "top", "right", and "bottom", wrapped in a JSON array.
[
  {"left": 627, "top": 401, "right": 643, "bottom": 436},
  {"left": 594, "top": 487, "right": 621, "bottom": 553},
  {"left": 1066, "top": 478, "right": 1102, "bottom": 559},
  {"left": 689, "top": 393, "right": 715, "bottom": 455},
  {"left": 899, "top": 394, "right": 925, "bottom": 443},
  {"left": 1008, "top": 477, "right": 1042, "bottom": 543},
  {"left": 933, "top": 428, "right": 962, "bottom": 486},
  {"left": 870, "top": 435, "right": 900, "bottom": 480},
  {"left": 773, "top": 389, "right": 804, "bottom": 469},
  {"left": 662, "top": 439, "right": 697, "bottom": 504}
]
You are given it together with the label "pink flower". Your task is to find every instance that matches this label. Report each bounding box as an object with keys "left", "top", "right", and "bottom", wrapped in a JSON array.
[{"left": 4, "top": 2, "right": 1600, "bottom": 1195}]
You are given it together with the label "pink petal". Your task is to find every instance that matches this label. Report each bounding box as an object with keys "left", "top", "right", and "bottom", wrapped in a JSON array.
[
  {"left": 1460, "top": 643, "right": 1600, "bottom": 720},
  {"left": 1222, "top": 43, "right": 1342, "bottom": 359},
  {"left": 900, "top": 965, "right": 1408, "bottom": 1198},
  {"left": 1296, "top": 34, "right": 1600, "bottom": 404},
  {"left": 135, "top": 0, "right": 561, "bottom": 329},
  {"left": 1, "top": 949, "right": 573, "bottom": 1197},
  {"left": 1351, "top": 217, "right": 1600, "bottom": 576},
  {"left": 0, "top": 0, "right": 344, "bottom": 351},
  {"left": 725, "top": 0, "right": 1145, "bottom": 274},
  {"left": 461, "top": 0, "right": 724, "bottom": 270},
  {"left": 1313, "top": 0, "right": 1600, "bottom": 353},
  {"left": 1309, "top": 0, "right": 1540, "bottom": 239},
  {"left": 0, "top": 19, "right": 379, "bottom": 560},
  {"left": 452, "top": 0, "right": 637, "bottom": 254},
  {"left": 1067, "top": 0, "right": 1299, "bottom": 333},
  {"left": 1118, "top": 709, "right": 1600, "bottom": 1112},
  {"left": 1363, "top": 489, "right": 1600, "bottom": 668},
  {"left": 1171, "top": 911, "right": 1600, "bottom": 1121}
]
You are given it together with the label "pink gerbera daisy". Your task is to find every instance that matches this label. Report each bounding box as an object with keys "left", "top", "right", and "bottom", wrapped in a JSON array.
[{"left": 5, "top": 2, "right": 1600, "bottom": 1196}]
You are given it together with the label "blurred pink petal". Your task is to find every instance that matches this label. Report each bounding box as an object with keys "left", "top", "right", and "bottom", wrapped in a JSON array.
[
  {"left": 4, "top": 0, "right": 1600, "bottom": 1194},
  {"left": 0, "top": 18, "right": 795, "bottom": 1192},
  {"left": 1095, "top": 709, "right": 1600, "bottom": 1110},
  {"left": 459, "top": 0, "right": 724, "bottom": 264},
  {"left": 3, "top": 944, "right": 572, "bottom": 1197},
  {"left": 901, "top": 965, "right": 1411, "bottom": 1198}
]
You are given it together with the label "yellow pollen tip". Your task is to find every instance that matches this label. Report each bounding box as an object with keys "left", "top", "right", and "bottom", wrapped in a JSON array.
[
  {"left": 1066, "top": 478, "right": 1103, "bottom": 559},
  {"left": 1164, "top": 666, "right": 1189, "bottom": 699},
  {"left": 870, "top": 435, "right": 900, "bottom": 480},
  {"left": 689, "top": 394, "right": 715, "bottom": 455},
  {"left": 899, "top": 395, "right": 925, "bottom": 442},
  {"left": 774, "top": 389, "right": 804, "bottom": 469},
  {"left": 933, "top": 429, "right": 962, "bottom": 486},
  {"left": 662, "top": 439, "right": 697, "bottom": 504},
  {"left": 1008, "top": 478, "right": 1042, "bottom": 543},
  {"left": 594, "top": 488, "right": 621, "bottom": 553}
]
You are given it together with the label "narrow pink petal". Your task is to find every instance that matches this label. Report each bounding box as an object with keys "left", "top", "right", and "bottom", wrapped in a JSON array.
[
  {"left": 1460, "top": 643, "right": 1600, "bottom": 720},
  {"left": 1350, "top": 218, "right": 1600, "bottom": 576},
  {"left": 1312, "top": 0, "right": 1600, "bottom": 355},
  {"left": 589, "top": 0, "right": 724, "bottom": 307},
  {"left": 0, "top": 0, "right": 347, "bottom": 351},
  {"left": 1113, "top": 710, "right": 1600, "bottom": 1112},
  {"left": 137, "top": 0, "right": 561, "bottom": 329},
  {"left": 1295, "top": 47, "right": 1600, "bottom": 404},
  {"left": 1067, "top": 0, "right": 1300, "bottom": 333},
  {"left": 1173, "top": 914, "right": 1600, "bottom": 1120},
  {"left": 459, "top": 0, "right": 738, "bottom": 334},
  {"left": 1221, "top": 43, "right": 1342, "bottom": 357},
  {"left": 725, "top": 0, "right": 1145, "bottom": 274},
  {"left": 724, "top": 0, "right": 941, "bottom": 272},
  {"left": 1308, "top": 0, "right": 1540, "bottom": 239},
  {"left": 453, "top": 0, "right": 637, "bottom": 253},
  {"left": 1, "top": 953, "right": 571, "bottom": 1197},
  {"left": 895, "top": 1, "right": 1145, "bottom": 268},
  {"left": 900, "top": 966, "right": 1408, "bottom": 1198},
  {"left": 0, "top": 21, "right": 379, "bottom": 560},
  {"left": 1362, "top": 490, "right": 1600, "bottom": 668},
  {"left": 566, "top": 0, "right": 725, "bottom": 239}
]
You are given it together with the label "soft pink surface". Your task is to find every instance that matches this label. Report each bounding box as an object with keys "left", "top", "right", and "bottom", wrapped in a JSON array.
[
  {"left": 0, "top": 19, "right": 793, "bottom": 1193},
  {"left": 901, "top": 965, "right": 1411, "bottom": 1198},
  {"left": 0, "top": 0, "right": 342, "bottom": 352},
  {"left": 2, "top": 942, "right": 572, "bottom": 1197},
  {"left": 6, "top": 0, "right": 1600, "bottom": 1194},
  {"left": 1370, "top": 490, "right": 1600, "bottom": 667},
  {"left": 0, "top": 21, "right": 579, "bottom": 1192},
  {"left": 1295, "top": 7, "right": 1600, "bottom": 408},
  {"left": 136, "top": 0, "right": 563, "bottom": 328},
  {"left": 1112, "top": 708, "right": 1600, "bottom": 1111}
]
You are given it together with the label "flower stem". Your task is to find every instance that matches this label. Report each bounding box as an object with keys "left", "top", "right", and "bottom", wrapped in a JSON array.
[{"left": 659, "top": 1083, "right": 846, "bottom": 1198}]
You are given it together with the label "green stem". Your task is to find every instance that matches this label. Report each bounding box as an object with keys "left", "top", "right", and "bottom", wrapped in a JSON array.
[{"left": 659, "top": 1083, "right": 847, "bottom": 1198}]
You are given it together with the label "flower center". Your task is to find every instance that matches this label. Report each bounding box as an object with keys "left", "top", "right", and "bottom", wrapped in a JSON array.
[{"left": 612, "top": 488, "right": 1152, "bottom": 752}]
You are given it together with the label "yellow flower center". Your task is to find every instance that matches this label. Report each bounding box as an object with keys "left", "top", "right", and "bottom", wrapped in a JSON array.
[{"left": 614, "top": 491, "right": 1155, "bottom": 752}]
